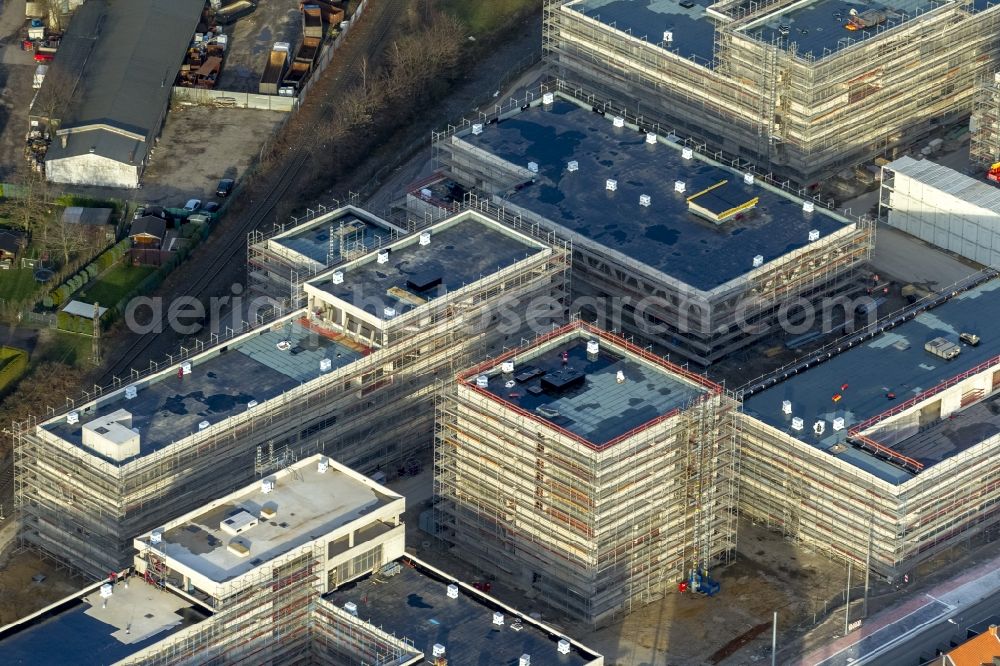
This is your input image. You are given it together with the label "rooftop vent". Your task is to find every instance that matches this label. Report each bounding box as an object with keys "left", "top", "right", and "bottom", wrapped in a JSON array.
[
  {"left": 639, "top": 194, "right": 651, "bottom": 207},
  {"left": 782, "top": 400, "right": 792, "bottom": 415},
  {"left": 476, "top": 374, "right": 489, "bottom": 388},
  {"left": 433, "top": 644, "right": 446, "bottom": 658},
  {"left": 663, "top": 30, "right": 673, "bottom": 42},
  {"left": 377, "top": 249, "right": 389, "bottom": 264},
  {"left": 181, "top": 361, "right": 192, "bottom": 375},
  {"left": 808, "top": 229, "right": 820, "bottom": 242},
  {"left": 744, "top": 173, "right": 755, "bottom": 185},
  {"left": 613, "top": 116, "right": 625, "bottom": 128},
  {"left": 472, "top": 123, "right": 483, "bottom": 135},
  {"left": 419, "top": 231, "right": 431, "bottom": 246},
  {"left": 674, "top": 180, "right": 686, "bottom": 193},
  {"left": 682, "top": 147, "right": 693, "bottom": 159},
  {"left": 803, "top": 200, "right": 815, "bottom": 213},
  {"left": 558, "top": 639, "right": 571, "bottom": 655},
  {"left": 791, "top": 417, "right": 804, "bottom": 431},
  {"left": 493, "top": 611, "right": 504, "bottom": 626},
  {"left": 501, "top": 360, "right": 515, "bottom": 374},
  {"left": 67, "top": 411, "right": 80, "bottom": 425},
  {"left": 150, "top": 528, "right": 163, "bottom": 545},
  {"left": 832, "top": 417, "right": 845, "bottom": 431},
  {"left": 606, "top": 179, "right": 617, "bottom": 192},
  {"left": 220, "top": 510, "right": 259, "bottom": 536},
  {"left": 616, "top": 370, "right": 625, "bottom": 384},
  {"left": 331, "top": 271, "right": 344, "bottom": 284},
  {"left": 100, "top": 583, "right": 113, "bottom": 599},
  {"left": 447, "top": 583, "right": 459, "bottom": 598},
  {"left": 520, "top": 655, "right": 531, "bottom": 666},
  {"left": 199, "top": 420, "right": 210, "bottom": 431},
  {"left": 125, "top": 385, "right": 138, "bottom": 400},
  {"left": 383, "top": 307, "right": 396, "bottom": 319},
  {"left": 753, "top": 255, "right": 764, "bottom": 268},
  {"left": 320, "top": 358, "right": 332, "bottom": 372},
  {"left": 567, "top": 160, "right": 579, "bottom": 172},
  {"left": 262, "top": 478, "right": 275, "bottom": 494},
  {"left": 542, "top": 92, "right": 554, "bottom": 105},
  {"left": 646, "top": 132, "right": 657, "bottom": 145},
  {"left": 586, "top": 339, "right": 599, "bottom": 358},
  {"left": 813, "top": 420, "right": 826, "bottom": 435},
  {"left": 318, "top": 457, "right": 329, "bottom": 473},
  {"left": 344, "top": 601, "right": 358, "bottom": 616},
  {"left": 247, "top": 400, "right": 259, "bottom": 410},
  {"left": 420, "top": 188, "right": 432, "bottom": 200},
  {"left": 527, "top": 161, "right": 539, "bottom": 173}
]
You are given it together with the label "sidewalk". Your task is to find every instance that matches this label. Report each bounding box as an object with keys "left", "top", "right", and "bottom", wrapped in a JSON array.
[{"left": 798, "top": 550, "right": 1000, "bottom": 666}]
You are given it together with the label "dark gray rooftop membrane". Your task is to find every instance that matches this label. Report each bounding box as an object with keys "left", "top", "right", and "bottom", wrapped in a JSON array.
[
  {"left": 740, "top": 0, "right": 937, "bottom": 60},
  {"left": 570, "top": 0, "right": 719, "bottom": 63},
  {"left": 315, "top": 216, "right": 544, "bottom": 318},
  {"left": 0, "top": 593, "right": 202, "bottom": 666},
  {"left": 478, "top": 337, "right": 706, "bottom": 445},
  {"left": 888, "top": 392, "right": 1000, "bottom": 467},
  {"left": 461, "top": 99, "right": 846, "bottom": 291},
  {"left": 325, "top": 560, "right": 597, "bottom": 666},
  {"left": 44, "top": 321, "right": 361, "bottom": 462},
  {"left": 273, "top": 212, "right": 394, "bottom": 266},
  {"left": 743, "top": 278, "right": 1000, "bottom": 484}
]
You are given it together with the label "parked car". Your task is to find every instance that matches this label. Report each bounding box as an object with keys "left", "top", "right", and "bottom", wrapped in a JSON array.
[
  {"left": 216, "top": 178, "right": 234, "bottom": 197},
  {"left": 183, "top": 199, "right": 202, "bottom": 212},
  {"left": 203, "top": 201, "right": 220, "bottom": 214}
]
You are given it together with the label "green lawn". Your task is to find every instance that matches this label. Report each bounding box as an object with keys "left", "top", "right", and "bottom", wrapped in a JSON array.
[
  {"left": 78, "top": 264, "right": 155, "bottom": 307},
  {"left": 0, "top": 266, "right": 43, "bottom": 304},
  {"left": 438, "top": 0, "right": 537, "bottom": 34}
]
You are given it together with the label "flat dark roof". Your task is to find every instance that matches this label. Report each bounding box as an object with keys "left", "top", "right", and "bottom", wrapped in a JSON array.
[
  {"left": 570, "top": 0, "right": 718, "bottom": 63},
  {"left": 313, "top": 214, "right": 545, "bottom": 318},
  {"left": 885, "top": 392, "right": 1000, "bottom": 467},
  {"left": 460, "top": 99, "right": 847, "bottom": 291},
  {"left": 472, "top": 326, "right": 710, "bottom": 446},
  {"left": 272, "top": 210, "right": 398, "bottom": 266},
  {"left": 325, "top": 558, "right": 599, "bottom": 666},
  {"left": 44, "top": 319, "right": 363, "bottom": 461},
  {"left": 0, "top": 582, "right": 204, "bottom": 665},
  {"left": 743, "top": 278, "right": 1000, "bottom": 483}
]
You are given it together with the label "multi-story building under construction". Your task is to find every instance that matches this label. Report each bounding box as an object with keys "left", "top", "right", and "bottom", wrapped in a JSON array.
[
  {"left": 544, "top": 0, "right": 1000, "bottom": 184},
  {"left": 434, "top": 92, "right": 873, "bottom": 365},
  {"left": 434, "top": 321, "right": 739, "bottom": 626},
  {"left": 0, "top": 454, "right": 604, "bottom": 666},
  {"left": 740, "top": 273, "right": 1000, "bottom": 580},
  {"left": 14, "top": 208, "right": 570, "bottom": 578}
]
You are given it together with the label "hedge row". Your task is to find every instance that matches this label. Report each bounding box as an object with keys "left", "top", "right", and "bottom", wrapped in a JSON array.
[{"left": 45, "top": 239, "right": 130, "bottom": 308}]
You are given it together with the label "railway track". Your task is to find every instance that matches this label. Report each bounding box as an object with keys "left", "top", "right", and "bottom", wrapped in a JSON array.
[{"left": 96, "top": 0, "right": 406, "bottom": 386}]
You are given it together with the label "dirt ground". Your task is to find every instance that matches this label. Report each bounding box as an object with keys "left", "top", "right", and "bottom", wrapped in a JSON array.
[
  {"left": 0, "top": 540, "right": 89, "bottom": 626},
  {"left": 215, "top": 0, "right": 308, "bottom": 92}
]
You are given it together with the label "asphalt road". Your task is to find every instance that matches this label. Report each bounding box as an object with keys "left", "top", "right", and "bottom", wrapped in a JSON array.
[{"left": 869, "top": 593, "right": 1000, "bottom": 665}]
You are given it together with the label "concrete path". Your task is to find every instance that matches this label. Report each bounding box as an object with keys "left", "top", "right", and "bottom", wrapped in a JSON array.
[{"left": 798, "top": 550, "right": 1000, "bottom": 665}]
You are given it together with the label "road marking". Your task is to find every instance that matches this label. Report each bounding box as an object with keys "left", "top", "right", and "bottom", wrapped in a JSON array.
[{"left": 924, "top": 593, "right": 955, "bottom": 609}]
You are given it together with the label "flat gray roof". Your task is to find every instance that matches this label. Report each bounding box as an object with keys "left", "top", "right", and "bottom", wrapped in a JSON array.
[
  {"left": 272, "top": 209, "right": 398, "bottom": 266},
  {"left": 44, "top": 319, "right": 363, "bottom": 462},
  {"left": 474, "top": 327, "right": 710, "bottom": 446},
  {"left": 459, "top": 98, "right": 848, "bottom": 291},
  {"left": 886, "top": 156, "right": 1000, "bottom": 212},
  {"left": 41, "top": 0, "right": 204, "bottom": 164},
  {"left": 886, "top": 392, "right": 1000, "bottom": 466},
  {"left": 743, "top": 278, "right": 1000, "bottom": 483},
  {"left": 153, "top": 464, "right": 394, "bottom": 583},
  {"left": 0, "top": 582, "right": 204, "bottom": 665},
  {"left": 325, "top": 558, "right": 600, "bottom": 666},
  {"left": 312, "top": 214, "right": 545, "bottom": 319}
]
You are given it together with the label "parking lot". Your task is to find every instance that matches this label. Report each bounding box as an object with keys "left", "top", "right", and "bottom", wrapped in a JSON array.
[{"left": 215, "top": 1, "right": 305, "bottom": 92}]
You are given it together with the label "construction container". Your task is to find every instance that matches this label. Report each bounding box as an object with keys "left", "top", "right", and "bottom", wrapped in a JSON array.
[
  {"left": 259, "top": 43, "right": 290, "bottom": 95},
  {"left": 302, "top": 4, "right": 324, "bottom": 39},
  {"left": 215, "top": 0, "right": 256, "bottom": 25},
  {"left": 28, "top": 18, "right": 44, "bottom": 40}
]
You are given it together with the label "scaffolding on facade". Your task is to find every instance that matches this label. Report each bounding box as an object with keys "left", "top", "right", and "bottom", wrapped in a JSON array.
[
  {"left": 433, "top": 321, "right": 740, "bottom": 626},
  {"left": 544, "top": 0, "right": 1000, "bottom": 184},
  {"left": 971, "top": 72, "right": 1000, "bottom": 168}
]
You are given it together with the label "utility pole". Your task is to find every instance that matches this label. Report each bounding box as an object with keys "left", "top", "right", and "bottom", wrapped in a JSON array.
[
  {"left": 91, "top": 301, "right": 101, "bottom": 365},
  {"left": 844, "top": 559, "right": 853, "bottom": 636},
  {"left": 771, "top": 611, "right": 777, "bottom": 666}
]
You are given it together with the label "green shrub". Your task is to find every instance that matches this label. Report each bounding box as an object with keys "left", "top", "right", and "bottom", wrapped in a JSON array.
[
  {"left": 41, "top": 295, "right": 53, "bottom": 309},
  {"left": 86, "top": 264, "right": 99, "bottom": 279}
]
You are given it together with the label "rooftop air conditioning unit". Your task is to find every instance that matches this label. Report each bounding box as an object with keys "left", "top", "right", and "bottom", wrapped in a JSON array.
[
  {"left": 527, "top": 161, "right": 539, "bottom": 173},
  {"left": 567, "top": 160, "right": 579, "bottom": 172},
  {"left": 447, "top": 583, "right": 459, "bottom": 598},
  {"left": 377, "top": 250, "right": 389, "bottom": 264},
  {"left": 67, "top": 411, "right": 80, "bottom": 425},
  {"left": 639, "top": 194, "right": 651, "bottom": 207},
  {"left": 262, "top": 478, "right": 275, "bottom": 494},
  {"left": 674, "top": 180, "right": 686, "bottom": 193},
  {"left": 318, "top": 458, "right": 329, "bottom": 473},
  {"left": 320, "top": 358, "right": 332, "bottom": 372},
  {"left": 501, "top": 360, "right": 515, "bottom": 374},
  {"left": 542, "top": 92, "right": 554, "bottom": 105},
  {"left": 606, "top": 179, "right": 618, "bottom": 192},
  {"left": 419, "top": 231, "right": 431, "bottom": 246},
  {"left": 646, "top": 132, "right": 657, "bottom": 145},
  {"left": 803, "top": 200, "right": 815, "bottom": 213},
  {"left": 613, "top": 116, "right": 625, "bottom": 128},
  {"left": 331, "top": 271, "right": 344, "bottom": 284},
  {"left": 493, "top": 612, "right": 504, "bottom": 626},
  {"left": 682, "top": 147, "right": 693, "bottom": 159},
  {"left": 791, "top": 417, "right": 804, "bottom": 431},
  {"left": 472, "top": 123, "right": 484, "bottom": 135},
  {"left": 476, "top": 375, "right": 489, "bottom": 388},
  {"left": 125, "top": 385, "right": 138, "bottom": 400},
  {"left": 753, "top": 255, "right": 764, "bottom": 268},
  {"left": 744, "top": 173, "right": 755, "bottom": 185},
  {"left": 808, "top": 229, "right": 820, "bottom": 241}
]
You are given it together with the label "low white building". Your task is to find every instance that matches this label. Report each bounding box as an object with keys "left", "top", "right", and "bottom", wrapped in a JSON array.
[{"left": 880, "top": 156, "right": 1000, "bottom": 267}]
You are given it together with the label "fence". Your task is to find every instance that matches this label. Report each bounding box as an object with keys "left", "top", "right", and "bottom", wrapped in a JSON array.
[{"left": 171, "top": 87, "right": 297, "bottom": 111}]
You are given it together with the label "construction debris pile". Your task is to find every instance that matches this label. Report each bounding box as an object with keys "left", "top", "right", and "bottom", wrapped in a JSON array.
[{"left": 257, "top": 0, "right": 345, "bottom": 95}]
